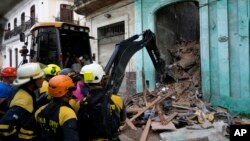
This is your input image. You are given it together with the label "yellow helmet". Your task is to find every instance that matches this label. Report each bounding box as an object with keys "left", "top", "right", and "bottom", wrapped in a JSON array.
[{"left": 43, "top": 64, "right": 61, "bottom": 76}]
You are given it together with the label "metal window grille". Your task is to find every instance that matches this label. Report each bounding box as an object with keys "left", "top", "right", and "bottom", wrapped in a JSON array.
[{"left": 98, "top": 21, "right": 125, "bottom": 45}]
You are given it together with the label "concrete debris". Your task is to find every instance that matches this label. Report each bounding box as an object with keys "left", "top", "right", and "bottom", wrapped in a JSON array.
[
  {"left": 159, "top": 127, "right": 229, "bottom": 141},
  {"left": 151, "top": 121, "right": 176, "bottom": 131},
  {"left": 121, "top": 41, "right": 245, "bottom": 140}
]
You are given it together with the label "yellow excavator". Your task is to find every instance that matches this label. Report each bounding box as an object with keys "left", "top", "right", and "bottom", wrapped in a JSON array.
[{"left": 19, "top": 21, "right": 166, "bottom": 94}]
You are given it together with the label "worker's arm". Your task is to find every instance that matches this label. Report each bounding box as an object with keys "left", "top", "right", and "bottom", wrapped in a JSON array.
[
  {"left": 59, "top": 106, "right": 79, "bottom": 141},
  {"left": 62, "top": 119, "right": 79, "bottom": 141},
  {"left": 0, "top": 106, "right": 31, "bottom": 138},
  {"left": 18, "top": 116, "right": 37, "bottom": 141}
]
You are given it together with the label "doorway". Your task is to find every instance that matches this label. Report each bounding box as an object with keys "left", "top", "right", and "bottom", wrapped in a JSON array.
[{"left": 155, "top": 1, "right": 201, "bottom": 94}]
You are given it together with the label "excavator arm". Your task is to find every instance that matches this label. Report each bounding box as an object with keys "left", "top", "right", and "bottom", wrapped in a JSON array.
[{"left": 104, "top": 30, "right": 165, "bottom": 94}]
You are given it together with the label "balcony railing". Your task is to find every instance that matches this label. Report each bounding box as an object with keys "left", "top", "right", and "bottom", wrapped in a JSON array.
[
  {"left": 55, "top": 17, "right": 79, "bottom": 25},
  {"left": 4, "top": 19, "right": 37, "bottom": 40},
  {"left": 74, "top": 0, "right": 92, "bottom": 7},
  {"left": 74, "top": 0, "right": 121, "bottom": 15}
]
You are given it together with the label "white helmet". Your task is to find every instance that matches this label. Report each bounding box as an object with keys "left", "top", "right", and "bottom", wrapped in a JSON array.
[
  {"left": 80, "top": 63, "right": 105, "bottom": 83},
  {"left": 13, "top": 63, "right": 44, "bottom": 86}
]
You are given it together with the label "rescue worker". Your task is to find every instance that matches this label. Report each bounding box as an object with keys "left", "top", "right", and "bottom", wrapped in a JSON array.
[
  {"left": 42, "top": 64, "right": 61, "bottom": 82},
  {"left": 0, "top": 67, "right": 17, "bottom": 118},
  {"left": 77, "top": 63, "right": 126, "bottom": 141},
  {"left": 19, "top": 75, "right": 79, "bottom": 141},
  {"left": 37, "top": 64, "right": 61, "bottom": 107},
  {"left": 0, "top": 63, "right": 44, "bottom": 141}
]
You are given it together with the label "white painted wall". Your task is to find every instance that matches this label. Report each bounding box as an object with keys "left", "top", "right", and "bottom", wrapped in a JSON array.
[
  {"left": 1, "top": 0, "right": 85, "bottom": 67},
  {"left": 85, "top": 0, "right": 135, "bottom": 71},
  {"left": 38, "top": 0, "right": 50, "bottom": 21},
  {"left": 83, "top": 0, "right": 135, "bottom": 95}
]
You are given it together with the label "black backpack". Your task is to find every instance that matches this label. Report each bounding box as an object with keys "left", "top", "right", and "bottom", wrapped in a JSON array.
[{"left": 77, "top": 89, "right": 121, "bottom": 140}]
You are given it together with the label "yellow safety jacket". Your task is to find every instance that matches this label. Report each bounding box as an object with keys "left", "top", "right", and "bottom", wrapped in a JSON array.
[
  {"left": 0, "top": 88, "right": 36, "bottom": 140},
  {"left": 19, "top": 99, "right": 79, "bottom": 141}
]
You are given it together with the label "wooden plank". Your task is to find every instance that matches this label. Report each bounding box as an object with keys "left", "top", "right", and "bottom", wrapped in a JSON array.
[
  {"left": 126, "top": 108, "right": 143, "bottom": 113},
  {"left": 199, "top": 0, "right": 211, "bottom": 99},
  {"left": 172, "top": 104, "right": 195, "bottom": 111},
  {"left": 238, "top": 0, "right": 250, "bottom": 98},
  {"left": 130, "top": 96, "right": 162, "bottom": 122},
  {"left": 164, "top": 112, "right": 178, "bottom": 125},
  {"left": 151, "top": 120, "right": 176, "bottom": 131},
  {"left": 130, "top": 91, "right": 175, "bottom": 122},
  {"left": 139, "top": 118, "right": 152, "bottom": 141},
  {"left": 121, "top": 91, "right": 175, "bottom": 130},
  {"left": 125, "top": 118, "right": 137, "bottom": 130},
  {"left": 217, "top": 0, "right": 230, "bottom": 96},
  {"left": 208, "top": 0, "right": 220, "bottom": 97},
  {"left": 228, "top": 0, "right": 240, "bottom": 97},
  {"left": 156, "top": 103, "right": 166, "bottom": 125}
]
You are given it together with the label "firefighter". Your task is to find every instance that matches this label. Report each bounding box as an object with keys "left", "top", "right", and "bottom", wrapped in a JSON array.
[
  {"left": 37, "top": 64, "right": 61, "bottom": 107},
  {"left": 0, "top": 67, "right": 17, "bottom": 118},
  {"left": 77, "top": 63, "right": 126, "bottom": 141},
  {"left": 0, "top": 63, "right": 44, "bottom": 141},
  {"left": 19, "top": 75, "right": 79, "bottom": 141},
  {"left": 42, "top": 64, "right": 61, "bottom": 82},
  {"left": 40, "top": 64, "right": 61, "bottom": 94}
]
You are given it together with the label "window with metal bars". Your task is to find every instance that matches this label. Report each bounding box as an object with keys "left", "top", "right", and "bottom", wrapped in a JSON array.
[{"left": 98, "top": 21, "right": 125, "bottom": 45}]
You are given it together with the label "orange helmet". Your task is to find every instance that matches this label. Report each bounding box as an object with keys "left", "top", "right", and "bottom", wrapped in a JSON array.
[
  {"left": 1, "top": 67, "right": 17, "bottom": 77},
  {"left": 48, "top": 75, "right": 75, "bottom": 98}
]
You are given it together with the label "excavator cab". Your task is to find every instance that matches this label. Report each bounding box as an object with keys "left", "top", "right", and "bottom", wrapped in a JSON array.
[{"left": 20, "top": 22, "right": 93, "bottom": 71}]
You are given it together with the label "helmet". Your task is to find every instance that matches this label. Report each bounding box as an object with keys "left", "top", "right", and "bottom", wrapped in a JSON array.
[
  {"left": 80, "top": 63, "right": 105, "bottom": 83},
  {"left": 59, "top": 68, "right": 81, "bottom": 82},
  {"left": 0, "top": 67, "right": 16, "bottom": 77},
  {"left": 43, "top": 64, "right": 61, "bottom": 76},
  {"left": 58, "top": 68, "right": 75, "bottom": 77},
  {"left": 13, "top": 63, "right": 44, "bottom": 86},
  {"left": 48, "top": 75, "right": 75, "bottom": 97}
]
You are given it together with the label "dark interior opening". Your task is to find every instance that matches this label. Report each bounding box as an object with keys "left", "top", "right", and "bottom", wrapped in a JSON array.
[{"left": 155, "top": 1, "right": 200, "bottom": 85}]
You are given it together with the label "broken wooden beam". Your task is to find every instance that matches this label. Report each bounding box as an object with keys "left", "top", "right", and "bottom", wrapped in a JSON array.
[
  {"left": 156, "top": 103, "right": 167, "bottom": 125},
  {"left": 121, "top": 91, "right": 176, "bottom": 130},
  {"left": 126, "top": 108, "right": 144, "bottom": 113},
  {"left": 139, "top": 118, "right": 152, "bottom": 141},
  {"left": 164, "top": 112, "right": 178, "bottom": 125},
  {"left": 125, "top": 118, "right": 137, "bottom": 130},
  {"left": 172, "top": 104, "right": 195, "bottom": 111}
]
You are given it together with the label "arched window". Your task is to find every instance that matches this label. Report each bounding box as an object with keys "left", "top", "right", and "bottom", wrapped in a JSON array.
[
  {"left": 30, "top": 5, "right": 35, "bottom": 25},
  {"left": 21, "top": 12, "right": 25, "bottom": 25},
  {"left": 7, "top": 23, "right": 10, "bottom": 31},
  {"left": 9, "top": 49, "right": 12, "bottom": 67},
  {"left": 14, "top": 18, "right": 17, "bottom": 28},
  {"left": 15, "top": 48, "right": 18, "bottom": 68}
]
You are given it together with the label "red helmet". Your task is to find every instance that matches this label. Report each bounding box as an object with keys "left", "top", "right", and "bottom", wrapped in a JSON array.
[{"left": 1, "top": 67, "right": 17, "bottom": 77}]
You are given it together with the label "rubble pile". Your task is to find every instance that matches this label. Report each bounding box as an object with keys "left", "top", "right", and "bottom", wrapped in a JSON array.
[{"left": 120, "top": 41, "right": 242, "bottom": 141}]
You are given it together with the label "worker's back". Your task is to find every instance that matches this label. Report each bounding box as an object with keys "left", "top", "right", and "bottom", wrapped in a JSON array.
[{"left": 77, "top": 88, "right": 126, "bottom": 141}]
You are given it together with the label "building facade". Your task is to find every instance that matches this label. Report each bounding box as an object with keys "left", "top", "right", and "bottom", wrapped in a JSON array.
[
  {"left": 0, "top": 0, "right": 84, "bottom": 68},
  {"left": 136, "top": 0, "right": 250, "bottom": 114},
  {"left": 74, "top": 0, "right": 136, "bottom": 95},
  {"left": 75, "top": 0, "right": 250, "bottom": 114}
]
